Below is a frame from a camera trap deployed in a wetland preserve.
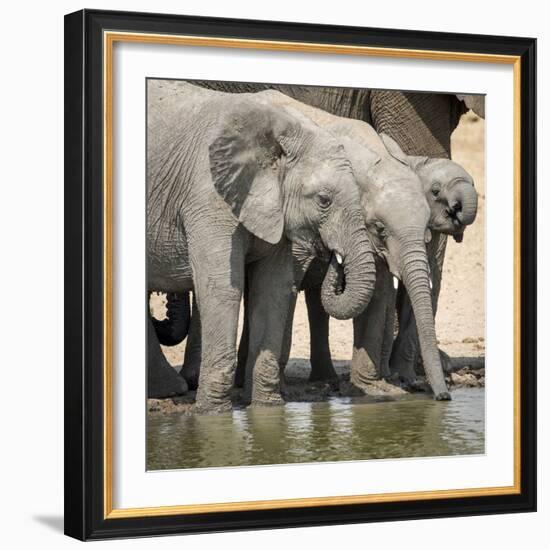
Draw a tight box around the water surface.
[147,387,484,470]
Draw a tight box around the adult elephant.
[147,81,377,411]
[180,93,454,400]
[193,81,481,377]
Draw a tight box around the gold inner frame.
[102,30,522,520]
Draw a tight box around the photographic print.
[65,10,535,539]
[146,79,486,471]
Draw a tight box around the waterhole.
[147,387,484,470]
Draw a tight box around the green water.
[147,387,484,470]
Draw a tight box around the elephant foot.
[279,372,291,394]
[250,376,285,407]
[192,399,232,415]
[389,352,417,385]
[249,394,285,408]
[434,391,452,401]
[414,348,454,376]
[308,353,338,383]
[406,378,430,393]
[386,367,429,394]
[148,362,188,398]
[351,377,407,397]
[308,364,339,384]
[351,348,382,382]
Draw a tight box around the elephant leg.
[389,288,419,383]
[305,285,337,382]
[192,243,245,414]
[240,265,296,392]
[278,292,297,390]
[379,284,396,379]
[245,246,295,407]
[369,90,463,158]
[180,293,201,390]
[350,264,392,390]
[147,315,188,398]
[235,279,249,388]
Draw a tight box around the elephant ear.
[380,133,429,172]
[209,101,295,244]
[338,137,380,181]
[380,133,409,165]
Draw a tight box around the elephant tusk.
[429,277,433,289]
[335,252,343,265]
[393,276,399,290]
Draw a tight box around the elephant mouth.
[432,208,466,235]
[308,237,332,262]
[329,251,346,294]
[435,180,478,237]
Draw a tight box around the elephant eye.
[316,192,332,209]
[431,182,441,197]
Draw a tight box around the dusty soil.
[150,112,485,398]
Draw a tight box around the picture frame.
[64,8,537,540]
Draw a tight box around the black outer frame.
[64,9,537,541]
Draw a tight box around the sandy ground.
[152,112,485,376]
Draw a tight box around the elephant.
[192,81,481,376]
[299,129,478,390]
[377,134,477,383]
[147,80,377,411]
[173,92,454,400]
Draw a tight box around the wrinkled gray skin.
[251,141,477,391]
[192,81,481,379]
[147,81,376,410]
[178,97,453,399]
[256,98,451,399]
[379,134,478,382]
[164,135,477,395]
[344,130,476,389]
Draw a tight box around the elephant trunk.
[398,234,451,400]
[150,292,191,346]
[448,181,478,227]
[320,217,376,320]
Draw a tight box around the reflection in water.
[147,388,485,470]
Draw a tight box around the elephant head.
[209,95,377,320]
[326,125,450,400]
[380,134,478,243]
